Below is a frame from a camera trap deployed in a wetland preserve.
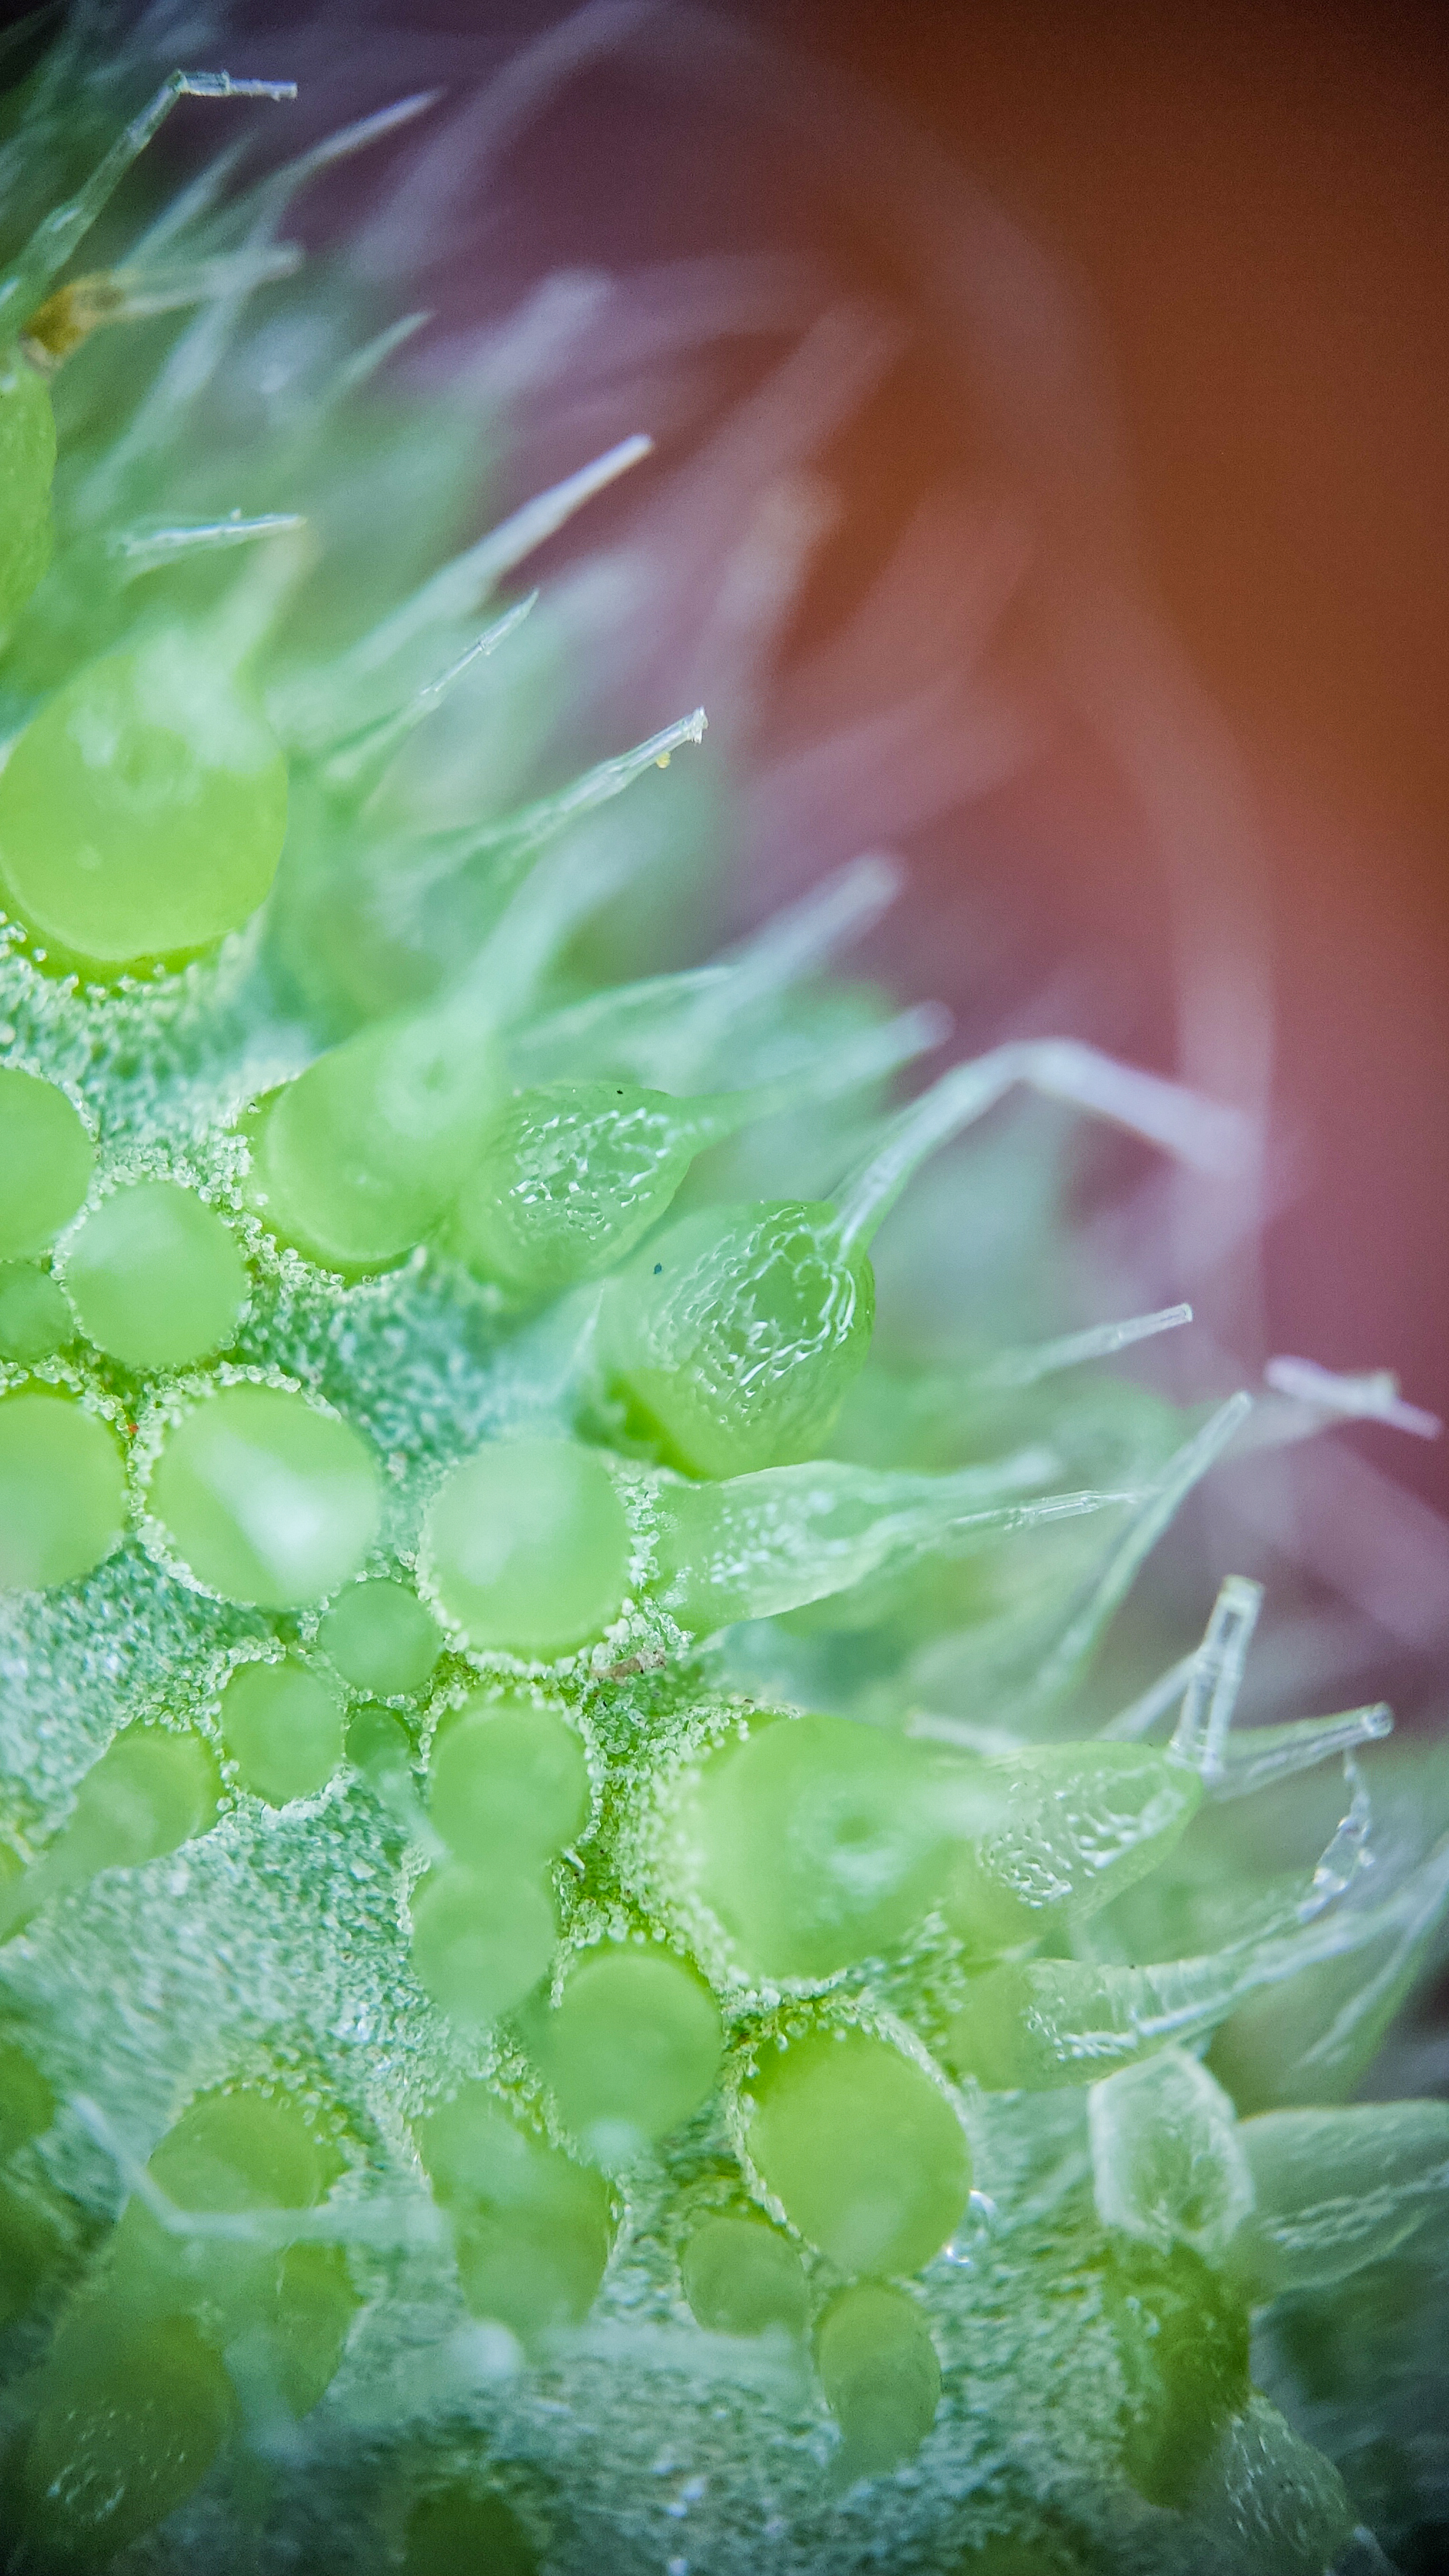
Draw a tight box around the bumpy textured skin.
[600,1202,875,1477]
[0,30,1446,2576]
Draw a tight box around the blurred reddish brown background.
[781,0,1449,1513]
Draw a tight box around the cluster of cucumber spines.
[1,40,1443,2576]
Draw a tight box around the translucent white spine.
[513,850,907,1089]
[345,430,656,676]
[1102,1570,1395,1796]
[974,1300,1193,1391]
[1020,1392,1254,1720]
[831,1039,1254,1259]
[0,71,297,337]
[1169,1575,1264,1783]
[652,1458,1134,1632]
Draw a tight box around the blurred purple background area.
[205,1,1448,1715]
